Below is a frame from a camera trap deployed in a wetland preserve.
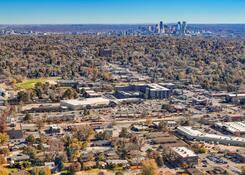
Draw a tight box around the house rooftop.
[7,130,24,140]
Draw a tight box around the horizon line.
[1,23,245,26]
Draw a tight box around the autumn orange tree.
[141,159,158,175]
[0,166,9,175]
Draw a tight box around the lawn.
[6,167,18,173]
[16,77,59,90]
[115,82,129,87]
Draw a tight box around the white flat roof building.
[226,93,245,103]
[61,97,110,110]
[148,83,170,91]
[227,94,245,98]
[171,146,198,165]
[177,126,245,147]
[172,147,197,158]
[215,122,245,134]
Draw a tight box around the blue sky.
[0,0,244,24]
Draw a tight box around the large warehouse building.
[214,122,245,136]
[61,97,110,110]
[177,126,245,147]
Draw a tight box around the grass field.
[6,167,18,173]
[115,82,129,86]
[16,77,59,90]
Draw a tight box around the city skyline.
[0,0,245,24]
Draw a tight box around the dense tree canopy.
[0,35,244,91]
